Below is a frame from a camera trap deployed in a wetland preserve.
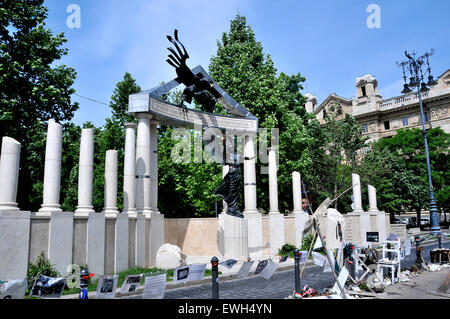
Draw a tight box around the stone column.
[39,119,62,214]
[0,137,21,211]
[75,128,94,215]
[351,173,363,213]
[135,115,152,214]
[268,148,279,213]
[147,119,164,266]
[149,119,159,213]
[103,150,119,216]
[292,171,302,213]
[243,134,262,258]
[243,134,257,213]
[268,148,285,254]
[221,164,229,213]
[123,123,137,215]
[292,171,308,249]
[368,184,378,212]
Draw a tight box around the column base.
[103,208,119,218]
[74,206,95,217]
[0,203,19,211]
[37,205,62,216]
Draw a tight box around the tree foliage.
[0,0,78,211]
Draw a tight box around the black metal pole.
[294,249,300,294]
[211,256,219,299]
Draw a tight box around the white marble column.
[243,134,257,213]
[351,173,363,213]
[243,134,262,258]
[268,148,285,254]
[39,119,62,214]
[75,128,94,215]
[123,123,137,215]
[103,150,119,216]
[221,164,229,213]
[149,119,159,213]
[268,148,279,213]
[135,115,152,214]
[0,137,21,211]
[292,171,302,213]
[368,184,378,212]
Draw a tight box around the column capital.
[125,122,137,129]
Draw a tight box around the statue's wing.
[166,29,196,86]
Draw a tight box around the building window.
[402,117,409,127]
[362,124,368,133]
[384,120,390,130]
[361,86,367,97]
[424,112,429,122]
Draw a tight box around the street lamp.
[396,49,442,245]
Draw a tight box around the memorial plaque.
[142,273,166,299]
[366,232,379,242]
[120,274,143,294]
[237,261,254,278]
[173,266,190,284]
[254,260,268,275]
[96,275,118,299]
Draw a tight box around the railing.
[379,91,429,109]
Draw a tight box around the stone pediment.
[128,65,258,133]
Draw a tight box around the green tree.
[0,0,79,211]
[209,14,318,213]
[375,127,450,222]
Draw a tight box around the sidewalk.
[363,267,450,299]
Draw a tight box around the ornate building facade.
[307,69,450,143]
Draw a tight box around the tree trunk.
[416,207,421,227]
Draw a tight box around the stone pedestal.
[123,123,137,214]
[39,119,62,214]
[147,211,164,266]
[103,150,119,216]
[75,128,94,215]
[87,212,105,277]
[0,137,21,211]
[269,212,285,255]
[115,212,129,273]
[136,116,152,214]
[293,212,309,248]
[48,212,73,276]
[135,213,146,267]
[0,211,31,280]
[220,213,249,259]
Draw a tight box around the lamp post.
[397,49,441,246]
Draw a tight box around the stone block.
[48,212,73,276]
[269,212,285,255]
[0,211,31,280]
[156,243,186,270]
[115,213,129,273]
[87,212,105,277]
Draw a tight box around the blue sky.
[43,0,450,127]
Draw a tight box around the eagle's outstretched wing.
[166,29,196,86]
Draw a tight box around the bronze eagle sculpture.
[166,29,218,113]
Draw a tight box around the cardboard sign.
[366,232,379,242]
[260,260,278,280]
[187,264,207,282]
[142,273,166,299]
[96,275,118,299]
[237,261,254,278]
[30,275,66,298]
[220,259,238,269]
